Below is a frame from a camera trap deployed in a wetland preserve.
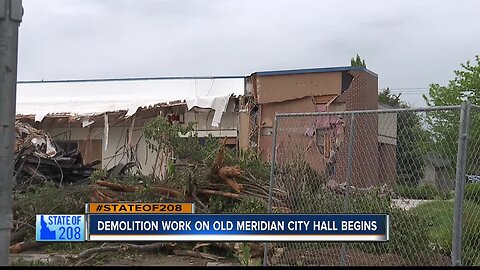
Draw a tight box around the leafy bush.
[393,184,440,200]
[291,186,434,261]
[353,207,433,260]
[219,147,271,186]
[13,181,92,241]
[349,190,431,259]
[207,196,238,214]
[90,169,107,181]
[144,117,214,165]
[463,202,480,265]
[275,161,328,202]
[235,149,270,183]
[390,208,433,259]
[206,194,267,214]
[232,197,267,214]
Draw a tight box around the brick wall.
[334,71,380,187]
[251,69,384,188]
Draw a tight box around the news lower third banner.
[86,203,195,214]
[87,214,389,242]
[36,213,389,242]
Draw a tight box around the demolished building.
[16,77,244,180]
[15,66,397,187]
[241,66,396,187]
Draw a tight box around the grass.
[411,200,480,265]
[393,184,453,200]
[465,183,480,204]
[410,200,453,254]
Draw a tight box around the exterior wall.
[245,76,254,96]
[378,104,397,145]
[45,126,154,174]
[262,99,346,171]
[333,71,379,187]
[422,163,454,192]
[254,71,344,161]
[238,98,250,150]
[43,103,239,176]
[254,72,342,104]
[422,163,436,186]
[378,143,397,186]
[259,97,317,160]
[378,104,397,185]
[252,69,380,188]
[435,168,455,193]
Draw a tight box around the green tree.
[142,117,201,181]
[423,55,480,174]
[379,88,427,186]
[351,54,366,67]
[379,88,402,107]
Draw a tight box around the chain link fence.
[264,103,480,266]
[461,104,480,266]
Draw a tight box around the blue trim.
[254,66,378,77]
[17,66,378,85]
[18,75,245,84]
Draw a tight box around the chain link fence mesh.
[264,105,480,266]
[462,104,480,266]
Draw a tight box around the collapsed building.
[15,66,397,186]
[16,77,244,181]
[240,66,396,187]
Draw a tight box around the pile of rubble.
[10,128,273,262]
[14,122,100,188]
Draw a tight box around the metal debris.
[13,121,100,188]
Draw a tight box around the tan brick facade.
[249,67,395,188]
[334,71,380,187]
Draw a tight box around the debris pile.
[10,119,330,265]
[14,121,100,188]
[88,138,287,213]
[10,126,277,264]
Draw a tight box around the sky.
[17,0,480,107]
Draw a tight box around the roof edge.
[18,76,245,84]
[253,66,378,78]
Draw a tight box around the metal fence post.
[340,113,356,266]
[452,101,471,266]
[263,114,279,266]
[0,0,22,266]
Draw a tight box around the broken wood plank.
[223,178,243,193]
[9,241,47,254]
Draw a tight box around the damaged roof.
[16,77,245,122]
[253,66,378,77]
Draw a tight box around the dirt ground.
[101,254,220,266]
[269,246,451,266]
[10,250,239,266]
[11,243,451,266]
